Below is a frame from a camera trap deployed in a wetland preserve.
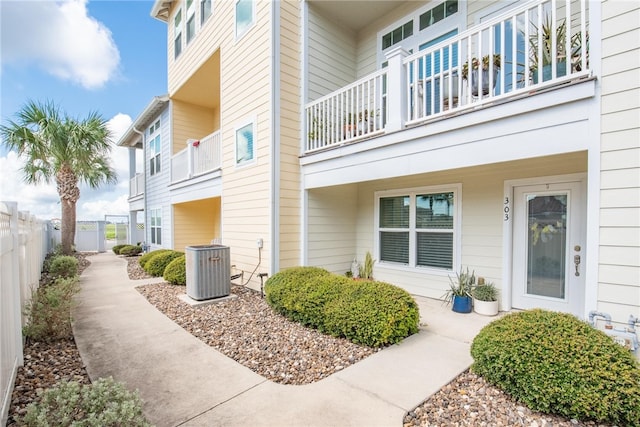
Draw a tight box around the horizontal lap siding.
[173,198,220,252]
[171,101,216,155]
[278,1,302,270]
[220,1,272,287]
[599,0,640,319]
[307,4,356,101]
[339,153,587,299]
[146,107,172,250]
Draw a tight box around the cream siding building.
[128,0,638,345]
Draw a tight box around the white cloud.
[0,0,120,89]
[0,113,134,221]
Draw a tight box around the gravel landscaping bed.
[6,255,614,426]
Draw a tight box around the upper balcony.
[129,173,145,199]
[304,0,590,155]
[171,130,222,184]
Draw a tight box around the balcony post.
[187,139,195,179]
[384,47,409,133]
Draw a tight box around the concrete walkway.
[72,252,495,427]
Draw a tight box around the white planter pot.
[473,299,499,316]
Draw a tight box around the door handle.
[574,255,581,276]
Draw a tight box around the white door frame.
[502,173,587,314]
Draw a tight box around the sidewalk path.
[73,252,493,427]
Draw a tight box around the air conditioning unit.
[185,245,230,300]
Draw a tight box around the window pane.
[187,15,196,42]
[149,159,155,175]
[380,231,409,264]
[174,9,182,27]
[392,26,402,44]
[201,0,212,24]
[403,21,413,38]
[236,123,254,164]
[157,228,162,245]
[416,193,453,229]
[417,232,453,268]
[236,0,253,37]
[174,33,182,58]
[380,196,409,228]
[155,155,161,173]
[382,33,392,50]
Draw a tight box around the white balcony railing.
[304,0,590,154]
[171,130,222,184]
[129,173,144,198]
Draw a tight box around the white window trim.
[200,0,213,26]
[234,0,255,41]
[376,0,467,67]
[234,116,257,168]
[374,183,462,276]
[173,6,183,59]
[186,0,196,44]
[150,207,163,246]
[148,120,161,176]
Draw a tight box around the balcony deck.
[304,0,590,155]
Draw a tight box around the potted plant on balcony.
[443,267,475,313]
[529,15,586,84]
[472,278,499,316]
[462,54,501,96]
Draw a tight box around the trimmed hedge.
[143,250,184,277]
[324,280,420,346]
[163,255,186,285]
[119,245,143,256]
[264,267,419,347]
[139,249,171,269]
[471,309,640,426]
[112,244,127,255]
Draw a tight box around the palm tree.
[0,100,117,255]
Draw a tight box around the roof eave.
[116,95,170,148]
[151,0,172,22]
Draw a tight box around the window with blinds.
[378,189,457,270]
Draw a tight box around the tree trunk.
[60,199,75,255]
[56,165,80,255]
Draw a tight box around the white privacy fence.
[0,202,50,426]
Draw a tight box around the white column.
[384,47,409,133]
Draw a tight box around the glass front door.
[512,181,585,315]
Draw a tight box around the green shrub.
[163,255,186,285]
[48,255,78,279]
[470,309,640,425]
[264,267,333,318]
[21,376,151,427]
[138,249,171,269]
[112,244,127,255]
[143,251,183,277]
[265,267,419,347]
[119,245,142,257]
[23,277,80,341]
[324,280,419,347]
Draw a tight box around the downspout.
[132,126,147,250]
[270,0,280,275]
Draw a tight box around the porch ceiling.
[308,0,403,31]
[172,51,220,110]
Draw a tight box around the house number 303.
[504,197,510,221]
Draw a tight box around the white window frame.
[200,0,212,25]
[150,208,162,245]
[235,0,255,41]
[186,0,196,44]
[374,184,462,274]
[148,120,161,176]
[174,7,183,59]
[376,0,466,67]
[234,117,256,167]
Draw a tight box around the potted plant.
[529,15,586,83]
[462,54,501,96]
[472,278,499,316]
[443,267,475,313]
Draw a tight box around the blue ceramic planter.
[452,295,472,313]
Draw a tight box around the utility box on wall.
[185,244,230,300]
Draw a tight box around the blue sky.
[0,0,167,220]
